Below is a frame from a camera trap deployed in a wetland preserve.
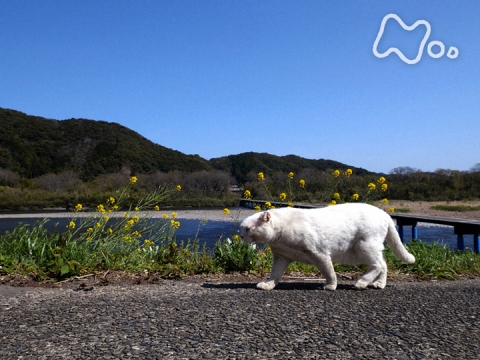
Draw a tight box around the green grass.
[1,221,479,281]
[430,204,480,212]
[393,207,411,213]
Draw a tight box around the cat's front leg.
[257,254,291,291]
[313,254,337,291]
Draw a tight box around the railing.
[239,199,480,253]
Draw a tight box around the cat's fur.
[239,203,415,290]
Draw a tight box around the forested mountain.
[210,152,372,183]
[0,108,212,179]
[0,107,361,181]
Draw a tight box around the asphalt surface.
[1,279,479,359]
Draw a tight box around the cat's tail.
[385,220,415,263]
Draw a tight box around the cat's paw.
[322,283,337,291]
[256,281,276,291]
[354,280,369,290]
[372,281,386,289]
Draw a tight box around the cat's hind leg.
[371,260,388,289]
[355,255,387,290]
[257,254,291,290]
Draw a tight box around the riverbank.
[1,200,480,222]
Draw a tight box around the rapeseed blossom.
[75,203,83,211]
[333,170,341,178]
[299,179,306,188]
[368,183,376,190]
[351,193,359,201]
[154,205,160,211]
[381,184,388,191]
[257,172,265,181]
[333,192,340,199]
[243,189,252,199]
[130,176,137,184]
[288,172,294,179]
[279,192,287,201]
[176,184,182,191]
[344,169,353,177]
[377,177,386,184]
[254,205,261,212]
[223,208,230,216]
[68,221,75,229]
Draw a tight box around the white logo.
[373,14,458,65]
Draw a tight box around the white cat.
[239,203,415,290]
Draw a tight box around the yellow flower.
[126,219,135,227]
[96,222,101,228]
[279,192,287,201]
[133,215,139,223]
[97,204,105,213]
[176,184,182,191]
[288,201,293,207]
[135,207,139,211]
[171,212,177,219]
[170,220,180,229]
[368,183,376,190]
[86,237,92,242]
[113,205,119,210]
[103,216,109,222]
[124,212,129,218]
[68,221,75,229]
[344,169,353,177]
[133,230,141,237]
[351,193,359,201]
[223,208,230,216]
[257,172,265,181]
[254,205,261,212]
[233,234,240,242]
[389,207,395,213]
[86,227,93,233]
[74,203,83,211]
[243,189,252,199]
[333,192,340,199]
[130,176,137,184]
[333,170,340,178]
[108,197,115,205]
[381,183,388,191]
[144,239,154,247]
[299,179,306,188]
[265,201,272,209]
[107,228,113,234]
[162,213,168,219]
[124,236,132,242]
[288,172,294,179]
[137,248,142,254]
[382,198,388,204]
[154,205,160,211]
[330,200,337,205]
[377,177,386,184]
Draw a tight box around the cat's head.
[239,211,273,244]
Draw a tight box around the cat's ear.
[260,211,271,222]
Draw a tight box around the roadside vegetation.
[1,171,479,283]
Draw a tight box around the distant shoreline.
[0,208,257,222]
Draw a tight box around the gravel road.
[1,278,479,359]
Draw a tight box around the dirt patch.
[389,200,480,220]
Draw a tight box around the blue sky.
[1,1,479,173]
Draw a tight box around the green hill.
[0,107,371,182]
[0,108,212,179]
[210,152,372,183]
